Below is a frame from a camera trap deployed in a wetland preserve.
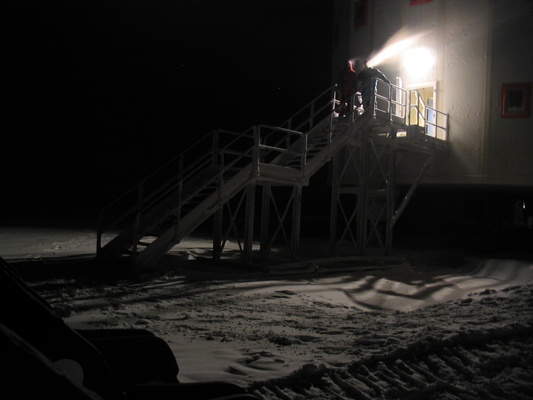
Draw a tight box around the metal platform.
[97,80,448,271]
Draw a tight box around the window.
[354,0,368,30]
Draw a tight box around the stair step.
[99,102,366,270]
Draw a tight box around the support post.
[329,154,340,255]
[357,129,370,254]
[291,184,303,259]
[132,183,144,270]
[213,207,223,261]
[242,125,260,263]
[243,183,256,263]
[260,183,271,258]
[392,153,433,227]
[385,144,396,254]
[213,150,224,261]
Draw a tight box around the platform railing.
[368,78,409,126]
[408,89,448,141]
[97,80,448,261]
[256,125,305,165]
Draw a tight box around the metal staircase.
[97,80,448,271]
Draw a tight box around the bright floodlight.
[402,47,435,77]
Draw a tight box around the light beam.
[363,29,428,68]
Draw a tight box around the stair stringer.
[300,114,371,180]
[134,164,255,270]
[98,165,223,259]
[265,113,371,183]
[134,116,372,269]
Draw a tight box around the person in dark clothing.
[336,60,358,116]
[354,59,390,110]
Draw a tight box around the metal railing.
[279,86,337,132]
[369,78,409,126]
[364,78,448,142]
[96,87,339,258]
[409,89,448,141]
[256,125,305,164]
[261,86,338,160]
[97,80,448,261]
[96,128,256,257]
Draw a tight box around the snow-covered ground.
[2,225,533,399]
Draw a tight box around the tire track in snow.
[250,324,533,400]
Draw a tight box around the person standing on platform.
[354,59,389,110]
[336,60,358,117]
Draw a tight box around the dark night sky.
[3,0,333,223]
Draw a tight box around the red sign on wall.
[410,0,432,5]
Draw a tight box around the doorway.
[409,85,436,137]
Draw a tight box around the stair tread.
[100,108,372,268]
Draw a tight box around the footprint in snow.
[272,290,297,298]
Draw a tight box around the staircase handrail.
[173,143,255,222]
[97,127,255,253]
[278,86,337,132]
[256,124,304,163]
[129,86,336,206]
[96,76,454,265]
[260,86,337,162]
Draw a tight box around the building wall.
[487,0,533,186]
[433,0,491,182]
[333,0,533,188]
